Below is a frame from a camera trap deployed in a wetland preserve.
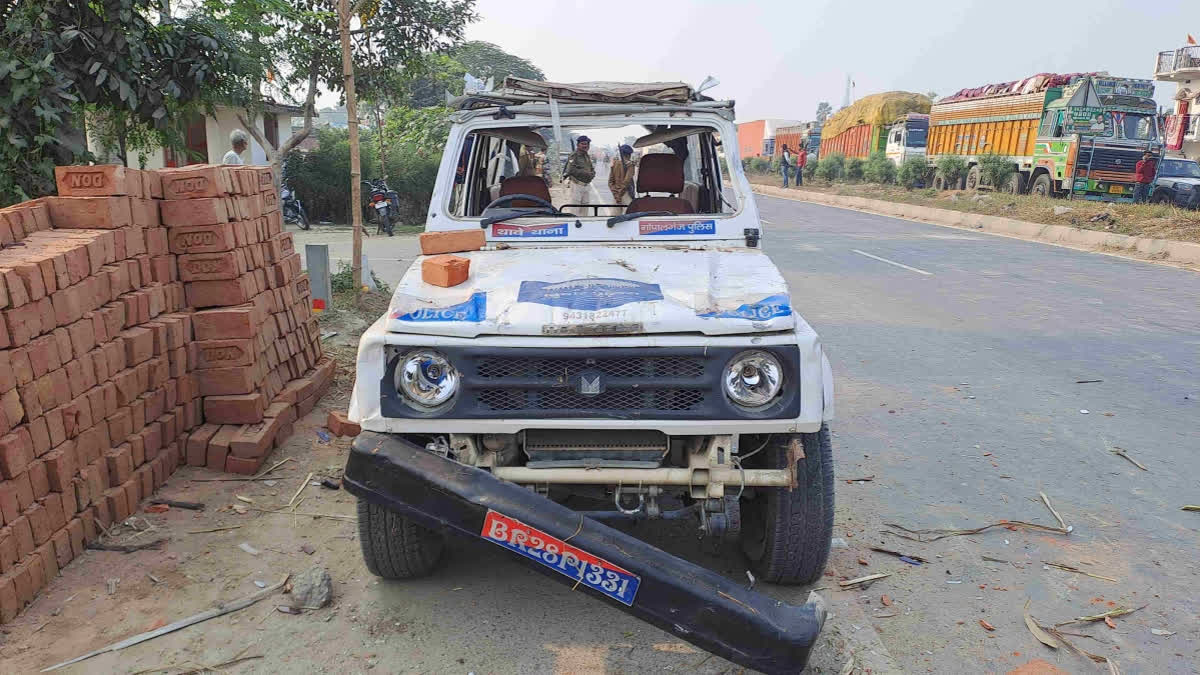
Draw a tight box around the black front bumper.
[343,432,826,674]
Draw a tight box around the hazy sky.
[462,0,1198,120]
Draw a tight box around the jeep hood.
[385,246,794,337]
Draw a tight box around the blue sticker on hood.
[699,294,792,320]
[518,278,663,310]
[393,292,486,322]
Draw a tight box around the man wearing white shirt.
[223,129,248,165]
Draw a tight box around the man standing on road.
[564,135,595,210]
[794,148,807,187]
[1134,150,1157,203]
[608,144,637,205]
[223,129,248,165]
[780,144,792,188]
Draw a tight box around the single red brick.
[122,477,139,511]
[27,460,49,499]
[0,481,18,524]
[159,197,228,227]
[104,444,133,487]
[0,427,33,479]
[1,390,24,431]
[48,527,71,569]
[128,197,160,228]
[184,275,255,308]
[12,472,34,511]
[54,165,134,197]
[103,487,129,522]
[224,455,264,475]
[136,465,152,499]
[158,165,228,200]
[26,503,52,545]
[9,515,34,558]
[196,365,262,396]
[43,196,132,229]
[26,553,46,597]
[40,492,65,531]
[193,339,257,370]
[0,572,20,622]
[12,561,33,606]
[79,507,97,543]
[59,477,77,517]
[205,425,236,469]
[0,533,16,574]
[326,411,360,437]
[186,424,219,466]
[66,518,84,558]
[419,228,486,256]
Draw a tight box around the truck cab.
[1031,76,1162,201]
[885,113,929,166]
[341,80,832,670]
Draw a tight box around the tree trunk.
[239,60,321,195]
[375,103,386,180]
[339,0,364,292]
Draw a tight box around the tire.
[1151,190,1171,204]
[356,498,445,579]
[1006,172,1026,195]
[965,165,981,191]
[296,208,310,230]
[740,427,835,585]
[1030,172,1054,198]
[932,174,946,191]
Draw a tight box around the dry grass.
[747,173,1200,244]
[318,290,392,397]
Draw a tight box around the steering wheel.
[483,194,557,211]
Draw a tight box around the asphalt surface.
[284,193,1200,674]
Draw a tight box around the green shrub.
[748,156,772,174]
[331,261,391,294]
[844,157,865,182]
[815,153,845,182]
[897,156,928,189]
[863,152,897,184]
[802,156,818,180]
[935,155,967,188]
[978,153,1016,191]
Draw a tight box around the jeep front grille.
[379,346,803,421]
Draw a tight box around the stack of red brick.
[0,163,334,625]
[155,164,333,476]
[0,166,198,623]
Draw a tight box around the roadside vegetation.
[744,166,1200,244]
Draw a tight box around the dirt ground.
[746,172,1200,244]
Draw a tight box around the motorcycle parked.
[281,184,310,230]
[361,178,400,236]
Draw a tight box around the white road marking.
[852,249,933,276]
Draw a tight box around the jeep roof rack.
[452,77,704,111]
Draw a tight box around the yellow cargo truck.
[927,74,1160,201]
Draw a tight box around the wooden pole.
[339,0,363,291]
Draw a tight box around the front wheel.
[1030,172,1054,198]
[1151,190,1171,204]
[740,427,835,585]
[356,499,445,579]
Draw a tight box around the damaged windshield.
[447,123,738,219]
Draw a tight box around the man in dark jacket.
[1134,150,1158,203]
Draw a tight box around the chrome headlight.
[723,350,784,408]
[1178,183,1194,191]
[396,350,459,410]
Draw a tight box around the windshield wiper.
[605,211,675,228]
[479,209,561,228]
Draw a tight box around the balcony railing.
[1156,46,1200,75]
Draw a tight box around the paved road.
[288,194,1200,673]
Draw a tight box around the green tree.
[0,0,261,204]
[238,0,476,182]
[400,41,544,108]
[815,101,832,123]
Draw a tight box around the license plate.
[1109,185,1124,194]
[374,201,388,210]
[481,509,641,606]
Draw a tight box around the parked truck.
[926,73,1161,200]
[817,91,931,160]
[884,113,929,167]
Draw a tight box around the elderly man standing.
[608,144,637,206]
[223,129,248,165]
[564,135,595,212]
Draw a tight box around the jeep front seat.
[499,175,553,208]
[627,153,692,214]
